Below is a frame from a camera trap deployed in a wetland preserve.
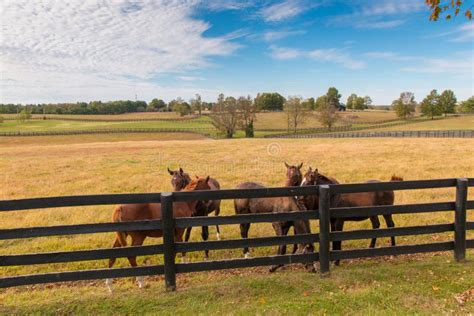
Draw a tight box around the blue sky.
[1,0,473,105]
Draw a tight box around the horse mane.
[390,175,404,182]
[316,173,338,184]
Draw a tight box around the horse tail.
[390,175,404,182]
[112,206,127,247]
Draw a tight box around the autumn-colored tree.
[237,95,256,138]
[316,95,339,130]
[211,94,241,138]
[284,96,309,133]
[425,0,472,21]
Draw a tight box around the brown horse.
[106,176,211,292]
[168,168,222,260]
[300,167,401,265]
[285,162,303,186]
[234,181,315,273]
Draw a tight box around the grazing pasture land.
[359,115,474,132]
[0,136,473,313]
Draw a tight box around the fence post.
[161,192,176,291]
[454,178,468,262]
[318,185,331,277]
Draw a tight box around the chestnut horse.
[284,162,303,186]
[300,167,402,265]
[106,176,211,292]
[234,181,315,273]
[168,167,222,260]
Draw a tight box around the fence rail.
[0,128,216,137]
[0,178,472,289]
[269,130,474,139]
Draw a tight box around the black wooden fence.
[0,178,472,289]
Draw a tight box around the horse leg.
[269,223,290,273]
[291,226,298,254]
[383,215,396,246]
[369,216,381,248]
[182,227,192,263]
[240,223,251,258]
[333,219,344,266]
[105,237,122,293]
[128,234,146,289]
[201,225,209,260]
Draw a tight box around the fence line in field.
[0,178,472,289]
[268,130,474,139]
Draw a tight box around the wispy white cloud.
[259,0,312,22]
[308,49,366,69]
[269,45,303,60]
[429,23,474,43]
[177,76,205,81]
[263,29,306,41]
[202,0,253,11]
[269,46,365,69]
[366,51,473,76]
[0,0,240,103]
[331,0,426,29]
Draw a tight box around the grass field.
[0,135,473,313]
[359,115,474,132]
[1,112,191,120]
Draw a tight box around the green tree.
[392,92,416,120]
[346,93,358,110]
[420,89,442,119]
[457,96,474,113]
[314,95,326,110]
[326,87,341,110]
[254,92,285,111]
[302,97,315,110]
[316,95,339,130]
[438,90,457,116]
[148,98,167,112]
[17,107,32,122]
[364,96,372,108]
[190,94,203,116]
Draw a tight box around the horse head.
[284,161,303,186]
[183,176,211,192]
[301,166,319,186]
[168,167,191,191]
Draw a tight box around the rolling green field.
[0,135,473,314]
[359,115,474,132]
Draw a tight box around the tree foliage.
[148,98,167,112]
[326,87,342,110]
[237,95,256,138]
[420,89,442,119]
[457,96,474,113]
[438,89,457,116]
[211,94,240,138]
[425,0,472,21]
[190,94,203,116]
[316,95,339,130]
[254,92,285,111]
[393,92,417,119]
[17,107,32,122]
[284,96,310,133]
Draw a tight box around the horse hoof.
[244,253,251,259]
[216,233,221,241]
[136,276,145,289]
[105,278,113,293]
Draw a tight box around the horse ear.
[308,166,312,172]
[179,167,184,174]
[167,167,174,175]
[284,161,290,168]
[205,176,210,183]
[195,175,199,179]
[298,162,303,169]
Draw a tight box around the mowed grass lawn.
[0,116,213,132]
[359,115,474,132]
[0,136,473,314]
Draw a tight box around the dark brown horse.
[300,167,401,265]
[106,176,212,292]
[234,181,315,273]
[168,168,222,260]
[284,162,303,187]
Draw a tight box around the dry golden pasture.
[1,135,473,314]
[0,135,473,278]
